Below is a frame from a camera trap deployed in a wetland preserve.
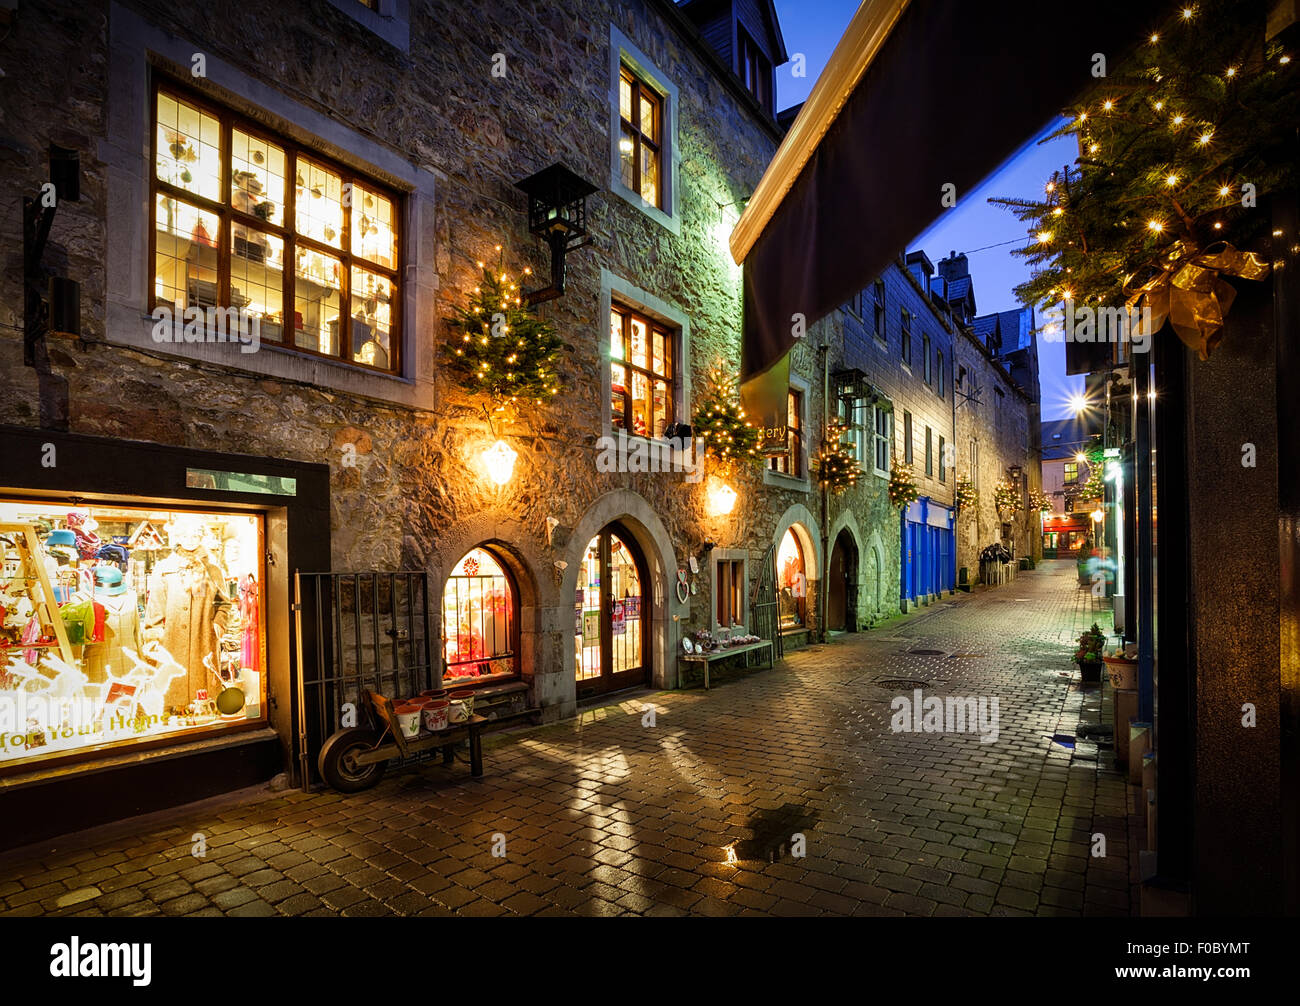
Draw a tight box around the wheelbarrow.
[317,688,485,793]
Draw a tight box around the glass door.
[575,524,648,696]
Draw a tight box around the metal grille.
[750,543,783,660]
[293,571,434,789]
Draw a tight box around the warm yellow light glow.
[1147,220,1164,232]
[1182,6,1195,19]
[1214,222,1222,229]
[1281,55,1291,65]
[1150,33,1159,43]
[1219,185,1231,197]
[1089,143,1100,154]
[1198,132,1213,145]
[1038,231,1053,244]
[1091,508,1105,523]
[618,137,634,153]
[1053,207,1063,216]
[1068,392,1089,415]
[1103,99,1114,111]
[1171,114,1184,126]
[1061,288,1075,301]
[1225,66,1236,77]
[1154,100,1164,111]
[1076,452,1088,464]
[1166,174,1179,186]
[1045,181,1055,193]
[482,439,517,486]
[1078,111,1087,122]
[706,476,738,517]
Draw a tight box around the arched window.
[442,547,517,682]
[777,528,807,628]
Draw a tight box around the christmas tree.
[992,0,1296,357]
[443,248,568,405]
[814,418,863,494]
[888,458,920,508]
[692,365,759,464]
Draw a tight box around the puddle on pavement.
[725,802,821,865]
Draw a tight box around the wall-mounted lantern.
[482,439,518,487]
[705,476,737,517]
[515,163,596,305]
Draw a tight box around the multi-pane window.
[925,426,933,476]
[901,309,912,366]
[937,351,945,399]
[970,438,980,489]
[837,394,868,465]
[843,289,863,319]
[738,27,772,113]
[715,559,746,629]
[1064,461,1079,484]
[873,406,891,476]
[922,333,931,383]
[769,389,803,477]
[619,67,662,208]
[152,84,400,371]
[938,435,946,483]
[872,280,886,341]
[903,411,913,465]
[610,304,674,438]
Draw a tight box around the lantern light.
[705,477,737,517]
[482,439,517,486]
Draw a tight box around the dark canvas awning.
[732,0,1153,420]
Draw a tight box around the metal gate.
[293,571,435,790]
[750,543,783,660]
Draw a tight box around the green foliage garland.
[692,366,759,464]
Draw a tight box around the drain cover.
[908,649,946,656]
[874,677,929,689]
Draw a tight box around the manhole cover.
[908,649,946,656]
[874,677,929,689]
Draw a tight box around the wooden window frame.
[925,426,933,476]
[938,435,946,483]
[715,557,747,630]
[609,302,675,439]
[149,78,402,374]
[872,280,886,343]
[922,333,931,383]
[901,308,912,366]
[937,351,945,399]
[903,410,913,465]
[873,405,891,477]
[737,26,772,114]
[619,66,663,209]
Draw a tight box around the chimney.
[938,250,969,283]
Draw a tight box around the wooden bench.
[679,639,774,690]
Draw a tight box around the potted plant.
[1103,644,1139,690]
[1073,622,1106,683]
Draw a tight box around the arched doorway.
[828,528,859,632]
[777,526,809,631]
[441,546,520,684]
[575,522,650,698]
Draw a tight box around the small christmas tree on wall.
[443,248,568,405]
[888,458,920,509]
[692,365,759,464]
[955,478,978,513]
[814,418,863,494]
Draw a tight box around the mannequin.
[143,517,230,714]
[83,566,143,684]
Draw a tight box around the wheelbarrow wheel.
[318,728,387,793]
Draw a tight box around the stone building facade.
[0,0,818,834]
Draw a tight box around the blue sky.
[772,0,1084,420]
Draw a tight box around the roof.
[996,308,1034,353]
[971,315,998,341]
[1040,416,1100,460]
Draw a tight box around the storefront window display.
[778,528,807,629]
[441,548,516,682]
[0,501,265,767]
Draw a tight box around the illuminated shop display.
[777,528,807,628]
[576,529,643,685]
[0,500,265,766]
[441,548,516,681]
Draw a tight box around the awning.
[732,0,1152,422]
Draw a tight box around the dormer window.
[738,26,772,114]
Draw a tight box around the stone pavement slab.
[0,560,1131,917]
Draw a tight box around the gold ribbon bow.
[1124,241,1271,360]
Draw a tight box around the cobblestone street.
[0,559,1135,917]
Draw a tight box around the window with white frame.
[836,393,868,465]
[610,28,678,231]
[873,405,891,477]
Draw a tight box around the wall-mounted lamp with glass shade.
[706,476,737,517]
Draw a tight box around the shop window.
[152,83,401,372]
[768,388,804,477]
[610,303,675,439]
[576,529,646,692]
[0,501,265,770]
[715,557,746,630]
[777,529,807,630]
[441,548,517,683]
[619,65,663,209]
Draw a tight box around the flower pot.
[1104,656,1138,690]
[448,689,475,717]
[395,704,422,738]
[422,700,449,732]
[448,700,470,725]
[1078,659,1103,683]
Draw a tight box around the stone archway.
[828,509,867,632]
[554,490,684,718]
